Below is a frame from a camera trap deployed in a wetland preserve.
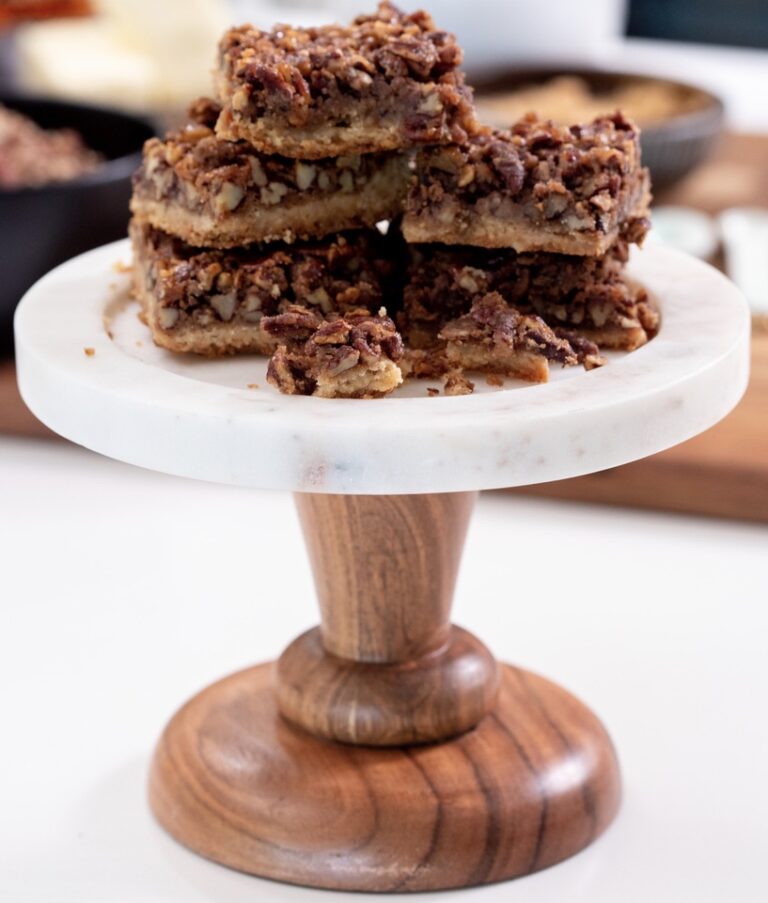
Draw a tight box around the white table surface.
[1,434,767,902]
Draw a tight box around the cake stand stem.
[277,491,500,745]
[149,490,622,891]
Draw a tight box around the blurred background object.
[0,0,92,27]
[719,209,768,315]
[0,95,152,354]
[646,207,720,261]
[626,0,768,49]
[472,69,724,190]
[8,0,230,117]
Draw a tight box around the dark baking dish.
[0,96,154,354]
[471,67,725,192]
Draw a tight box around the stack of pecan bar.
[398,112,656,390]
[129,2,655,399]
[129,2,477,398]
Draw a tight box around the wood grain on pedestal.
[295,492,476,662]
[149,490,621,890]
[278,492,499,746]
[278,624,498,746]
[150,662,621,893]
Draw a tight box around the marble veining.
[14,240,751,494]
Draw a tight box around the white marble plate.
[15,239,750,494]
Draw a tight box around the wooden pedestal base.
[149,661,620,893]
[149,492,621,891]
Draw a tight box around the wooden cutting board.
[2,133,767,522]
[510,132,768,522]
[2,329,766,521]
[513,326,768,522]
[0,359,54,438]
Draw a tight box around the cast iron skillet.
[1,96,155,355]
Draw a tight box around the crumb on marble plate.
[444,372,474,395]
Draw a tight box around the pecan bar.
[402,241,658,351]
[438,293,578,383]
[402,112,651,256]
[130,219,396,356]
[131,98,410,248]
[214,2,477,159]
[264,306,404,398]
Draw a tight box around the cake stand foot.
[149,661,620,893]
[149,491,620,891]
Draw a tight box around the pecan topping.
[131,220,396,333]
[215,2,478,152]
[265,307,404,398]
[440,293,577,366]
[409,112,650,242]
[131,99,406,227]
[401,241,654,349]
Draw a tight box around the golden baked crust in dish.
[131,98,410,248]
[476,75,713,131]
[402,112,650,255]
[130,218,396,357]
[214,2,477,158]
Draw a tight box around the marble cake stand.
[15,240,749,893]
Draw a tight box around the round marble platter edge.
[14,239,750,494]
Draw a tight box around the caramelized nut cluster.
[412,112,650,236]
[134,221,395,330]
[133,99,396,217]
[402,241,658,345]
[264,305,404,397]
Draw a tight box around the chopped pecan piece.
[438,293,578,383]
[443,371,475,395]
[401,241,656,353]
[403,112,651,256]
[554,328,607,370]
[265,308,404,399]
[214,2,478,158]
